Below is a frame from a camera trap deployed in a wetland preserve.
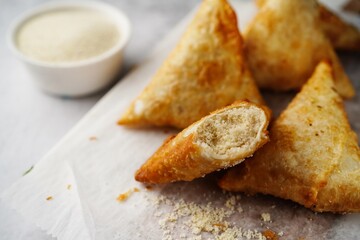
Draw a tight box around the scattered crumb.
[261,213,271,222]
[153,195,265,240]
[46,196,53,201]
[67,184,72,190]
[278,231,284,236]
[271,205,276,209]
[225,196,236,210]
[117,191,131,202]
[116,188,140,202]
[89,136,98,141]
[237,206,243,213]
[262,229,278,240]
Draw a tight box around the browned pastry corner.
[219,61,360,213]
[343,0,360,15]
[118,0,264,129]
[244,0,355,98]
[255,0,360,51]
[318,4,360,51]
[135,101,271,184]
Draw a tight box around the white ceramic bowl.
[8,1,131,97]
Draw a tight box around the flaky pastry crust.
[119,0,264,129]
[244,0,355,98]
[219,62,360,213]
[135,101,271,184]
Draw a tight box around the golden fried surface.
[219,62,360,213]
[118,0,264,129]
[318,4,360,51]
[244,0,355,98]
[256,0,360,51]
[135,101,271,184]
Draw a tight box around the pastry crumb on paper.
[261,213,271,222]
[116,187,140,202]
[136,175,338,239]
[151,193,267,240]
[89,136,98,141]
[262,229,278,240]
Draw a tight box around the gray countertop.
[0,1,197,239]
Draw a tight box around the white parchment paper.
[2,1,360,239]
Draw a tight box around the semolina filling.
[195,106,266,160]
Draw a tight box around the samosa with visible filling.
[118,0,264,129]
[244,0,355,98]
[219,62,360,213]
[135,101,271,184]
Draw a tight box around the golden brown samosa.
[118,0,264,129]
[135,101,271,184]
[219,62,360,213]
[244,0,355,98]
[318,4,360,51]
[255,0,360,51]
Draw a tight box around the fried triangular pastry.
[118,0,264,129]
[318,4,360,51]
[135,101,271,184]
[219,62,360,212]
[255,0,360,51]
[244,0,355,98]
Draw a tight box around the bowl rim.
[7,0,131,69]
